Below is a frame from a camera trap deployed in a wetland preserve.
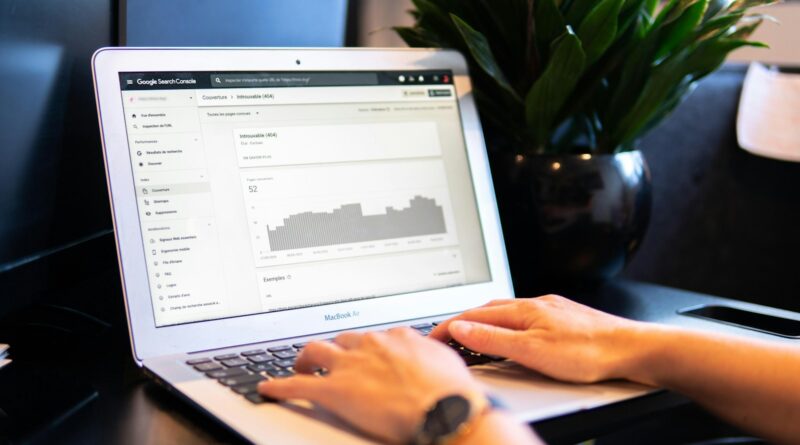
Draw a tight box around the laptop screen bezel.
[93,48,514,363]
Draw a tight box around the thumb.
[449,320,522,359]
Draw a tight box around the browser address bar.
[210,73,379,88]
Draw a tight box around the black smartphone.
[678,305,800,339]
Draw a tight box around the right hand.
[258,327,485,444]
[429,295,653,383]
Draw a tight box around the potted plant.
[395,0,772,292]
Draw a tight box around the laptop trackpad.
[470,361,656,421]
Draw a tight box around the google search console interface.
[119,71,491,327]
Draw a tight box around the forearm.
[625,324,800,444]
[456,411,544,445]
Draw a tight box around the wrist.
[446,410,501,445]
[612,321,675,386]
[449,411,542,445]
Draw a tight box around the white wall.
[356,0,413,47]
[728,3,800,66]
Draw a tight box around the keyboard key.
[432,321,443,326]
[248,363,276,373]
[457,348,474,357]
[206,367,248,379]
[213,353,239,361]
[292,342,308,349]
[267,345,292,353]
[411,323,433,330]
[231,382,261,395]
[186,357,211,365]
[221,358,249,368]
[194,362,223,372]
[462,354,492,366]
[448,340,471,353]
[245,392,275,404]
[241,349,264,357]
[219,373,265,387]
[266,368,294,378]
[447,340,464,349]
[274,359,295,369]
[272,350,297,360]
[247,354,274,364]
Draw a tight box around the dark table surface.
[5,278,793,445]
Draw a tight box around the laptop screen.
[118,70,491,327]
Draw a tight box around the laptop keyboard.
[185,321,505,404]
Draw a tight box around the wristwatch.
[411,392,499,445]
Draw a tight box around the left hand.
[429,295,649,383]
[258,327,484,444]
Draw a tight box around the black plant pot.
[491,150,652,295]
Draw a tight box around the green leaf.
[654,0,709,61]
[613,38,761,146]
[602,0,705,133]
[704,0,735,21]
[727,15,771,40]
[633,80,696,141]
[394,27,440,47]
[644,0,660,17]
[618,0,651,34]
[398,0,774,155]
[473,0,538,89]
[475,0,531,52]
[653,0,688,25]
[577,0,626,64]
[450,14,521,100]
[525,29,587,151]
[603,25,661,131]
[728,0,780,12]
[564,0,599,26]
[697,11,745,39]
[535,0,568,62]
[410,0,463,47]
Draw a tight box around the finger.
[258,375,327,402]
[429,304,528,341]
[448,320,523,359]
[294,341,344,374]
[333,331,365,349]
[428,299,516,341]
[482,299,516,308]
[336,331,392,351]
[387,326,420,338]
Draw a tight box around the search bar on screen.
[210,73,379,88]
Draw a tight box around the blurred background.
[353,0,800,66]
[1,0,799,323]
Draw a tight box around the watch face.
[424,394,472,439]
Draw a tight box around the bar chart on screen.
[240,159,460,268]
[266,195,447,251]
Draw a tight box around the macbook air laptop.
[92,48,654,444]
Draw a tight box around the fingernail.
[450,320,472,337]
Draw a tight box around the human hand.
[257,327,485,444]
[429,295,652,383]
